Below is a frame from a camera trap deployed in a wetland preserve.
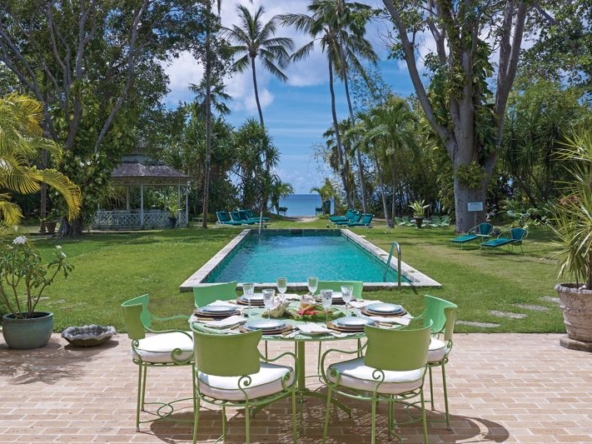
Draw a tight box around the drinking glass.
[307,276,318,296]
[262,289,275,319]
[242,283,255,316]
[341,285,354,316]
[276,277,287,303]
[321,289,333,322]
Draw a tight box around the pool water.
[205,231,409,284]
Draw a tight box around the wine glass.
[262,289,275,319]
[307,276,318,296]
[242,283,255,316]
[321,289,333,322]
[341,285,353,316]
[276,277,287,303]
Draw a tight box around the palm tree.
[223,4,294,128]
[0,94,81,226]
[280,0,377,210]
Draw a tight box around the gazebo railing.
[92,210,187,230]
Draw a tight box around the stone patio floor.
[1,333,591,443]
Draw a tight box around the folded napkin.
[349,300,381,309]
[298,323,331,334]
[204,315,245,329]
[368,315,411,326]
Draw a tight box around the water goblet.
[321,289,333,322]
[307,276,318,296]
[242,283,255,317]
[341,285,353,316]
[262,289,275,319]
[276,277,287,303]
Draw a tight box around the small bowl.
[61,325,116,347]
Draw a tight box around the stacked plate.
[362,303,406,317]
[194,303,240,319]
[314,292,355,305]
[243,319,287,335]
[331,316,374,332]
[237,293,265,307]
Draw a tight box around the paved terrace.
[1,333,591,443]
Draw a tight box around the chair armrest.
[151,314,191,322]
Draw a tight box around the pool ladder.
[384,241,402,288]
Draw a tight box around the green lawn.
[22,218,564,334]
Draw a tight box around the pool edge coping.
[179,228,441,292]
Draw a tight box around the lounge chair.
[402,216,415,227]
[439,215,451,227]
[450,222,493,248]
[329,208,357,223]
[481,227,528,253]
[334,212,362,225]
[230,211,256,225]
[426,215,441,228]
[348,213,373,227]
[216,211,245,226]
[243,209,270,222]
[394,216,407,227]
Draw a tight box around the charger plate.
[366,303,405,315]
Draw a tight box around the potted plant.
[408,200,429,228]
[39,209,60,235]
[550,130,592,352]
[167,200,183,228]
[0,235,73,349]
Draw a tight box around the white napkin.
[282,293,301,301]
[368,315,411,326]
[298,323,331,334]
[349,300,381,309]
[204,315,245,329]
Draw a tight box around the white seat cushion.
[428,338,448,363]
[132,332,193,364]
[198,363,295,401]
[327,357,425,395]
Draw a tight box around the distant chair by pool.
[329,208,357,223]
[450,222,493,248]
[347,213,373,227]
[480,227,528,253]
[216,211,247,226]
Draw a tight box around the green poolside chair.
[450,222,493,248]
[402,216,415,227]
[347,213,373,227]
[243,209,270,222]
[329,208,357,222]
[216,211,245,226]
[334,212,362,226]
[230,211,256,225]
[480,227,528,253]
[394,216,407,227]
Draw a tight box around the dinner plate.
[246,319,286,331]
[334,316,374,328]
[200,304,237,314]
[237,294,265,306]
[366,303,404,315]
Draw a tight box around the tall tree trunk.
[202,11,213,229]
[251,58,264,128]
[328,59,353,208]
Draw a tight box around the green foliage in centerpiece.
[285,304,345,322]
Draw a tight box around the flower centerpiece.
[0,235,73,349]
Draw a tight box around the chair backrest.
[316,280,363,298]
[477,223,493,235]
[237,210,251,221]
[348,213,363,224]
[361,214,373,225]
[192,281,237,307]
[216,211,230,223]
[229,211,242,222]
[244,209,256,219]
[511,227,527,242]
[423,294,458,341]
[192,326,261,376]
[121,294,151,339]
[344,208,356,219]
[364,324,431,371]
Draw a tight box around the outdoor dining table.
[191,296,411,417]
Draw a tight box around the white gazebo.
[92,154,191,230]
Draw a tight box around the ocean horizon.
[277,194,332,217]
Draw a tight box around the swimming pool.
[180,229,441,291]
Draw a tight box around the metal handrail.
[384,241,402,288]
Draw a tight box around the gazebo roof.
[111,154,190,186]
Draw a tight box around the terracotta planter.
[555,283,592,351]
[1,311,54,349]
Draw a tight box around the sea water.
[277,194,331,217]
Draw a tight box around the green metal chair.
[321,323,432,444]
[192,281,237,308]
[480,227,528,253]
[121,294,194,430]
[418,294,458,426]
[191,324,298,444]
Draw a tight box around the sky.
[162,0,418,194]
